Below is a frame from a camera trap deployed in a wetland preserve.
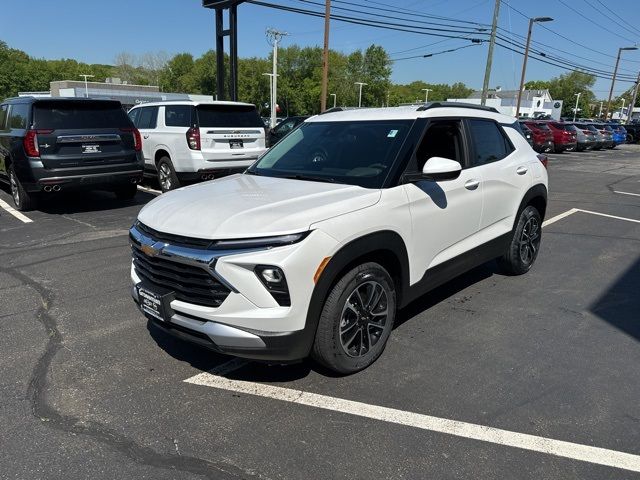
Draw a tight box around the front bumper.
[129,226,338,362]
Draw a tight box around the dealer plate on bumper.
[136,284,175,322]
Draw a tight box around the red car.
[543,121,578,153]
[523,121,554,153]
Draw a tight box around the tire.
[312,262,396,374]
[498,205,542,276]
[157,157,180,192]
[113,183,138,200]
[8,165,37,211]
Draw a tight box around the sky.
[3,0,640,99]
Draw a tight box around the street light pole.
[573,92,581,122]
[266,28,288,129]
[79,74,94,98]
[330,93,336,108]
[355,82,367,107]
[422,88,432,103]
[604,46,638,120]
[515,16,553,119]
[620,98,626,121]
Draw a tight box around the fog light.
[261,268,283,283]
[254,265,290,306]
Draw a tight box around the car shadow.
[148,262,500,381]
[25,189,156,215]
[589,256,640,341]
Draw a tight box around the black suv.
[0,97,144,210]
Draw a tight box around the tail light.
[23,129,53,157]
[536,154,548,169]
[120,127,142,152]
[186,126,201,150]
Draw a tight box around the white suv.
[127,101,267,191]
[130,103,548,373]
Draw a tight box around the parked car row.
[519,119,628,153]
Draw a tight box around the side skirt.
[401,232,511,308]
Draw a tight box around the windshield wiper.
[282,174,337,184]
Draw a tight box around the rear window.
[196,104,263,128]
[34,101,131,129]
[165,105,193,127]
[531,123,551,131]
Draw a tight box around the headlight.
[214,232,309,250]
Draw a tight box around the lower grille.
[132,246,230,307]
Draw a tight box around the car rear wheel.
[113,183,138,200]
[498,205,542,275]
[157,157,180,192]
[8,165,37,211]
[312,262,396,374]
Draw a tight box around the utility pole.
[330,93,336,108]
[355,82,367,107]
[320,0,331,112]
[516,17,553,118]
[573,92,581,122]
[79,74,94,98]
[604,46,638,120]
[628,72,640,124]
[598,101,604,118]
[481,0,500,106]
[266,28,288,129]
[620,98,626,121]
[422,88,432,103]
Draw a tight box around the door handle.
[516,166,528,175]
[143,135,150,139]
[464,179,480,190]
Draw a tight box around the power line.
[501,1,640,64]
[582,0,640,40]
[391,42,482,61]
[594,0,638,34]
[556,0,637,44]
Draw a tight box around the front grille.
[132,245,230,307]
[136,222,214,249]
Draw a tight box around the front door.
[403,119,484,283]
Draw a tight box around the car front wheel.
[498,205,542,275]
[312,262,396,374]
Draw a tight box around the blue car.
[607,123,627,145]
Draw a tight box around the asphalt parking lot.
[1,145,639,479]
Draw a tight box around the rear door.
[0,104,8,176]
[468,119,532,241]
[196,104,266,161]
[32,100,138,169]
[131,106,159,167]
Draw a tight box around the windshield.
[34,101,131,129]
[196,104,263,128]
[247,120,413,188]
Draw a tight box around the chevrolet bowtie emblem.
[141,243,161,257]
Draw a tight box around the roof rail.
[417,101,499,113]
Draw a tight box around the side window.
[0,105,8,131]
[165,105,192,127]
[468,119,514,166]
[8,103,29,129]
[275,119,296,135]
[415,120,463,171]
[128,108,140,127]
[137,107,158,129]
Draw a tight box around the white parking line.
[577,208,640,224]
[613,190,640,197]
[137,185,161,196]
[184,371,640,472]
[0,198,33,223]
[542,208,579,227]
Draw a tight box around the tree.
[527,71,596,117]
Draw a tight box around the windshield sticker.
[387,129,398,138]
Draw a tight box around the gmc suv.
[0,97,143,210]
[130,103,548,373]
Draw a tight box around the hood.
[138,174,381,239]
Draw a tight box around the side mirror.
[422,157,462,179]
